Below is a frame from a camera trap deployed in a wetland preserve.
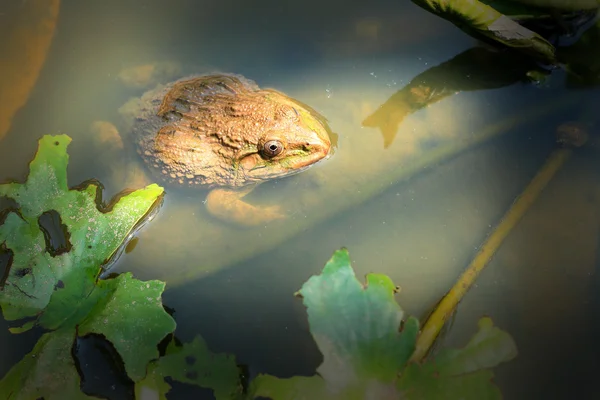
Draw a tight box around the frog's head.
[234,92,333,185]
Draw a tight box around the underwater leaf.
[0,134,165,331]
[432,317,518,375]
[136,335,243,400]
[77,273,176,382]
[0,328,95,400]
[297,248,419,390]
[396,317,517,399]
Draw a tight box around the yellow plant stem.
[410,146,575,362]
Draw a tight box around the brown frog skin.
[99,73,333,227]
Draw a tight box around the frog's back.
[130,74,265,188]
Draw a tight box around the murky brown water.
[1,0,600,398]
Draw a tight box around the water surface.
[1,0,600,398]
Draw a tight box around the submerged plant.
[249,249,518,400]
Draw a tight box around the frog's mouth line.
[244,151,330,182]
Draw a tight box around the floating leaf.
[250,248,419,399]
[249,374,332,400]
[78,273,176,381]
[0,135,174,399]
[397,317,518,399]
[0,134,164,331]
[0,329,94,400]
[137,336,243,400]
[135,362,172,400]
[298,248,419,389]
[250,249,517,400]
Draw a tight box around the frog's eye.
[262,140,284,158]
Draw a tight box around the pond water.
[1,0,600,399]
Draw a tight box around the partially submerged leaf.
[397,317,518,399]
[78,273,176,382]
[135,362,172,400]
[250,248,518,400]
[0,328,94,400]
[249,374,331,400]
[433,317,518,375]
[137,335,243,400]
[0,212,57,320]
[297,248,419,390]
[251,248,419,399]
[0,135,165,331]
[0,135,175,398]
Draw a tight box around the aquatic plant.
[249,249,517,400]
[0,135,517,399]
[0,136,239,399]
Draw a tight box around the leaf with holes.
[0,272,176,399]
[0,134,164,331]
[77,272,176,382]
[135,336,243,400]
[0,328,95,400]
[249,249,518,399]
[0,135,177,398]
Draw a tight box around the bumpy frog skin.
[97,73,333,227]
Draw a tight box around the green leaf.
[249,375,331,400]
[249,374,411,400]
[78,273,176,381]
[0,329,94,400]
[298,248,419,388]
[432,317,518,375]
[0,212,58,320]
[410,0,557,63]
[251,248,419,399]
[137,336,243,400]
[135,362,172,400]
[0,135,176,398]
[0,134,165,331]
[396,317,518,399]
[249,248,518,400]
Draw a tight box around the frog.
[91,72,333,227]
